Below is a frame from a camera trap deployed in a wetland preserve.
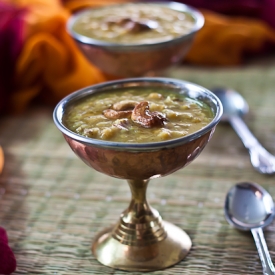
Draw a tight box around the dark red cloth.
[0,2,26,114]
[149,0,275,29]
[0,227,16,274]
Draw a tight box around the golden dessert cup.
[53,77,223,271]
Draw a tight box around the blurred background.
[1,0,275,115]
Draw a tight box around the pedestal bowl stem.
[113,179,167,246]
[92,179,192,271]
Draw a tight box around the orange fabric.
[4,0,275,115]
[12,0,120,113]
[185,9,275,65]
[63,0,133,12]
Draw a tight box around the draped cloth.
[1,0,275,114]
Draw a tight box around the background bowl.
[67,2,204,77]
[53,77,222,180]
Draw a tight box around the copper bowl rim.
[53,77,223,151]
[66,1,204,50]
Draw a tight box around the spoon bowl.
[212,88,275,175]
[225,182,275,231]
[212,88,249,121]
[225,182,275,275]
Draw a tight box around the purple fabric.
[261,0,275,29]
[0,2,27,114]
[148,0,275,29]
[0,227,16,274]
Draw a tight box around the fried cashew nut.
[103,109,132,120]
[105,17,156,34]
[131,101,167,128]
[103,100,138,120]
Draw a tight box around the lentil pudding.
[63,87,214,143]
[71,3,195,44]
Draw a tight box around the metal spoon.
[212,88,275,175]
[225,182,275,275]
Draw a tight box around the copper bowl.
[53,77,222,271]
[53,77,222,180]
[66,2,204,77]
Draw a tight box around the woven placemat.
[1,57,275,274]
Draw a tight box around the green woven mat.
[1,57,275,274]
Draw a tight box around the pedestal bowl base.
[92,221,192,272]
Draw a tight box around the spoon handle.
[229,116,275,174]
[251,228,275,275]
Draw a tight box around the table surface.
[1,57,275,274]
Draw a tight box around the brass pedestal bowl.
[66,2,204,77]
[53,77,222,271]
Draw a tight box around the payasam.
[71,3,195,44]
[63,87,214,143]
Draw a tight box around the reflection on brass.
[90,178,192,271]
[112,180,167,246]
[63,131,212,271]
[53,78,223,271]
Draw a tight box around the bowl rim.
[66,1,205,49]
[53,77,223,151]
